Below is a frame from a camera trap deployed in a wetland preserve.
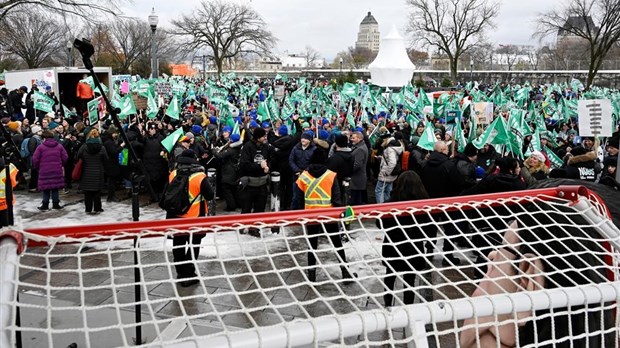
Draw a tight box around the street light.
[148,8,159,79]
[470,58,474,82]
[66,40,73,67]
[339,57,343,74]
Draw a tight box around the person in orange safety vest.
[293,148,356,282]
[166,149,214,287]
[0,157,18,228]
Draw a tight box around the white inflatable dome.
[368,25,416,88]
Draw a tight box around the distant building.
[255,57,282,71]
[557,16,595,45]
[281,54,307,69]
[356,12,380,53]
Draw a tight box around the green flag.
[257,100,271,122]
[232,121,240,136]
[87,97,101,125]
[118,95,137,119]
[544,146,564,169]
[341,82,359,100]
[33,91,55,113]
[454,119,467,153]
[165,96,180,120]
[62,104,76,118]
[473,116,510,149]
[417,122,437,151]
[161,127,184,153]
[146,93,159,119]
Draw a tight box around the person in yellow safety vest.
[166,149,214,288]
[0,157,18,228]
[293,149,356,282]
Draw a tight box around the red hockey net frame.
[1,185,620,348]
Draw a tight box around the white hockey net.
[1,186,620,347]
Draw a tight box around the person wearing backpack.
[163,149,214,287]
[375,133,404,203]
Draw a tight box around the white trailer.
[4,67,112,112]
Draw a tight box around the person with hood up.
[270,124,298,211]
[32,130,68,210]
[375,132,405,203]
[77,129,108,214]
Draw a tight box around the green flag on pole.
[544,146,564,169]
[118,95,137,119]
[62,104,76,118]
[165,96,180,120]
[160,127,185,153]
[257,100,271,122]
[146,93,158,119]
[33,91,55,113]
[473,116,510,149]
[417,122,437,151]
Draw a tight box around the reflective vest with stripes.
[296,169,337,209]
[168,169,207,218]
[0,164,18,211]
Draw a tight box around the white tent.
[368,25,416,88]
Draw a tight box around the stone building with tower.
[356,12,380,53]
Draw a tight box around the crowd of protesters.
[0,77,618,233]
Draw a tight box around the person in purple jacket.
[32,130,68,210]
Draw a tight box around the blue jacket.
[288,142,315,174]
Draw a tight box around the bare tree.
[407,48,430,67]
[406,0,499,81]
[348,46,377,69]
[0,0,126,21]
[0,10,64,68]
[302,46,321,68]
[536,0,620,89]
[172,0,277,77]
[103,18,152,73]
[496,44,521,71]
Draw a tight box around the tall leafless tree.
[104,18,152,73]
[172,0,277,78]
[536,0,620,89]
[0,10,64,68]
[302,46,321,68]
[348,46,377,69]
[0,0,126,21]
[496,44,522,71]
[406,0,499,81]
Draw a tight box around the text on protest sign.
[578,99,613,137]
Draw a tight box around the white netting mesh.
[2,189,620,347]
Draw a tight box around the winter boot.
[38,203,49,211]
[52,202,63,210]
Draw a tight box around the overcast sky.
[123,0,562,61]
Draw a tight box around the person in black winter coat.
[419,141,463,265]
[270,125,298,211]
[564,146,599,182]
[77,129,108,214]
[102,128,122,202]
[452,143,479,193]
[379,171,433,306]
[476,143,500,173]
[238,127,272,236]
[8,87,26,121]
[142,125,168,199]
[420,141,462,198]
[326,134,354,191]
[214,133,242,211]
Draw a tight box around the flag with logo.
[33,91,54,113]
[473,116,510,149]
[417,121,437,151]
[160,127,184,153]
[146,93,159,119]
[118,95,137,119]
[62,104,77,118]
[87,97,104,125]
[165,96,180,120]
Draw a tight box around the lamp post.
[148,8,159,79]
[339,57,343,74]
[66,40,73,67]
[470,58,474,82]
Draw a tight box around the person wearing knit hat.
[524,150,549,181]
[222,126,232,134]
[606,136,619,155]
[301,121,311,129]
[278,124,288,136]
[191,125,203,135]
[262,121,270,129]
[318,130,329,141]
[249,120,259,129]
[238,117,272,237]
